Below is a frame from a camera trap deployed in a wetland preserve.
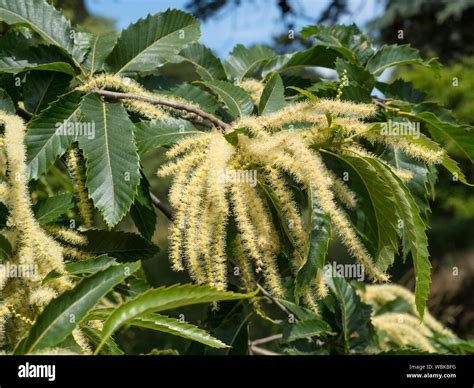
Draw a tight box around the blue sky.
[85,0,383,57]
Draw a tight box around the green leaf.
[0,87,15,113]
[286,86,320,103]
[33,192,73,224]
[168,83,219,113]
[366,44,440,76]
[81,230,159,261]
[0,233,12,261]
[258,72,285,115]
[301,24,374,64]
[278,299,320,321]
[374,160,431,319]
[130,174,156,240]
[295,187,332,300]
[179,42,226,80]
[413,111,474,163]
[15,262,140,354]
[203,301,250,355]
[130,313,228,348]
[134,117,202,154]
[282,319,331,342]
[96,284,255,353]
[84,31,120,74]
[224,44,276,82]
[0,45,75,75]
[24,71,72,116]
[330,152,400,271]
[0,0,83,63]
[106,9,200,75]
[26,91,83,180]
[200,80,253,119]
[43,255,117,283]
[329,276,372,353]
[78,95,140,227]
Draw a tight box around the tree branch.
[150,192,174,221]
[257,284,293,318]
[249,334,283,346]
[249,345,280,356]
[91,89,232,132]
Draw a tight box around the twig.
[257,284,293,318]
[17,107,32,121]
[150,192,174,221]
[249,334,283,347]
[91,89,232,132]
[249,345,280,356]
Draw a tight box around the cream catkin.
[0,112,76,348]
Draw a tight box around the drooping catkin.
[67,148,93,228]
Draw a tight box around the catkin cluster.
[158,98,444,313]
[0,112,86,349]
[360,284,455,353]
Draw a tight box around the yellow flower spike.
[198,197,217,288]
[326,170,357,209]
[302,289,320,314]
[0,181,9,204]
[165,133,213,159]
[44,226,88,246]
[362,133,444,164]
[182,160,210,284]
[311,98,377,118]
[372,315,436,353]
[265,167,306,259]
[240,79,264,105]
[72,328,93,355]
[391,167,414,182]
[29,287,57,307]
[233,116,270,138]
[230,183,264,272]
[316,269,329,298]
[168,150,208,207]
[211,211,229,291]
[67,148,93,228]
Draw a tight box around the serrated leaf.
[0,0,83,64]
[84,31,119,74]
[366,44,440,76]
[168,83,219,113]
[0,87,14,113]
[14,262,140,354]
[301,24,374,64]
[96,284,255,353]
[258,72,285,115]
[26,91,83,180]
[106,9,200,75]
[33,192,73,224]
[24,71,72,116]
[413,111,474,163]
[330,153,400,271]
[78,95,140,227]
[81,230,159,260]
[130,174,156,240]
[179,42,226,80]
[130,313,228,348]
[329,276,372,353]
[295,187,332,299]
[43,255,117,283]
[134,117,201,154]
[282,319,331,342]
[0,45,75,75]
[200,80,253,119]
[224,44,276,82]
[374,160,431,319]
